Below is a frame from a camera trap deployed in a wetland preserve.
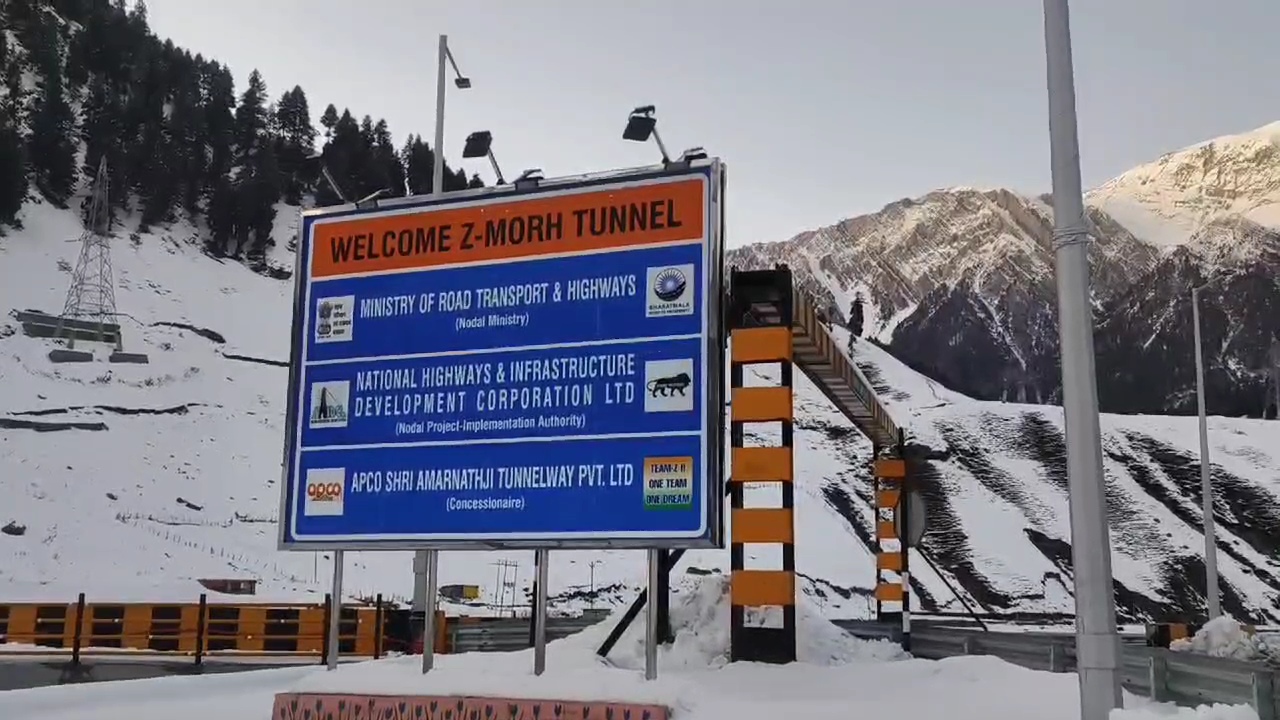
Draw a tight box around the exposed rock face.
[729,122,1280,416]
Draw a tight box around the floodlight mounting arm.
[488,150,507,185]
[650,127,671,164]
[320,164,350,204]
[445,46,465,81]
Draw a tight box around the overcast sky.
[143,0,1280,248]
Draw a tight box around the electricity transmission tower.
[491,559,519,616]
[58,158,117,348]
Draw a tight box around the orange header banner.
[309,177,707,279]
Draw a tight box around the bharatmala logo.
[303,468,346,517]
[645,264,694,318]
[309,380,350,429]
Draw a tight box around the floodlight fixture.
[462,130,506,185]
[514,168,544,191]
[462,131,493,159]
[622,104,670,163]
[356,188,389,209]
[679,147,708,163]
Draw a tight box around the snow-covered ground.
[0,574,1258,720]
[4,196,1280,621]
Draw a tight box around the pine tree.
[402,134,472,195]
[0,114,26,228]
[79,72,124,225]
[274,86,316,204]
[320,104,339,141]
[203,62,236,186]
[128,47,175,226]
[26,14,77,206]
[169,60,208,216]
[80,74,121,179]
[0,19,27,228]
[223,69,281,259]
[370,119,405,198]
[243,141,281,261]
[314,108,362,207]
[206,176,236,255]
[234,69,269,165]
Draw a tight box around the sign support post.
[645,548,660,680]
[414,32,454,670]
[533,549,550,676]
[421,549,439,672]
[327,550,344,671]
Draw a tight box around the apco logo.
[303,467,346,517]
[645,264,694,318]
[314,295,355,344]
[309,380,350,429]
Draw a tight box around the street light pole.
[414,32,469,675]
[1191,284,1221,619]
[432,34,449,198]
[1042,1,1123,718]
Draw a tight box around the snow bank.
[287,572,905,701]
[600,573,908,672]
[1113,703,1261,720]
[1170,616,1276,663]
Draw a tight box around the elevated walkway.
[599,265,917,663]
[729,270,900,451]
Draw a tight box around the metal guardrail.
[835,621,1279,719]
[450,617,600,654]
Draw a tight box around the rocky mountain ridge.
[729,122,1280,417]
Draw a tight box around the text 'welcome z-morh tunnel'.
[314,179,704,275]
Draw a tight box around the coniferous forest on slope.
[0,0,484,267]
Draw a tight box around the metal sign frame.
[277,160,726,551]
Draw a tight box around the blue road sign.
[278,162,726,549]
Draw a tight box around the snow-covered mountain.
[1089,122,1280,248]
[730,122,1280,417]
[6,195,1280,622]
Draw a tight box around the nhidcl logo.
[645,264,694,318]
[652,267,687,302]
[303,468,346,517]
[309,380,350,429]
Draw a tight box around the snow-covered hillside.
[843,331,1280,620]
[6,194,1280,621]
